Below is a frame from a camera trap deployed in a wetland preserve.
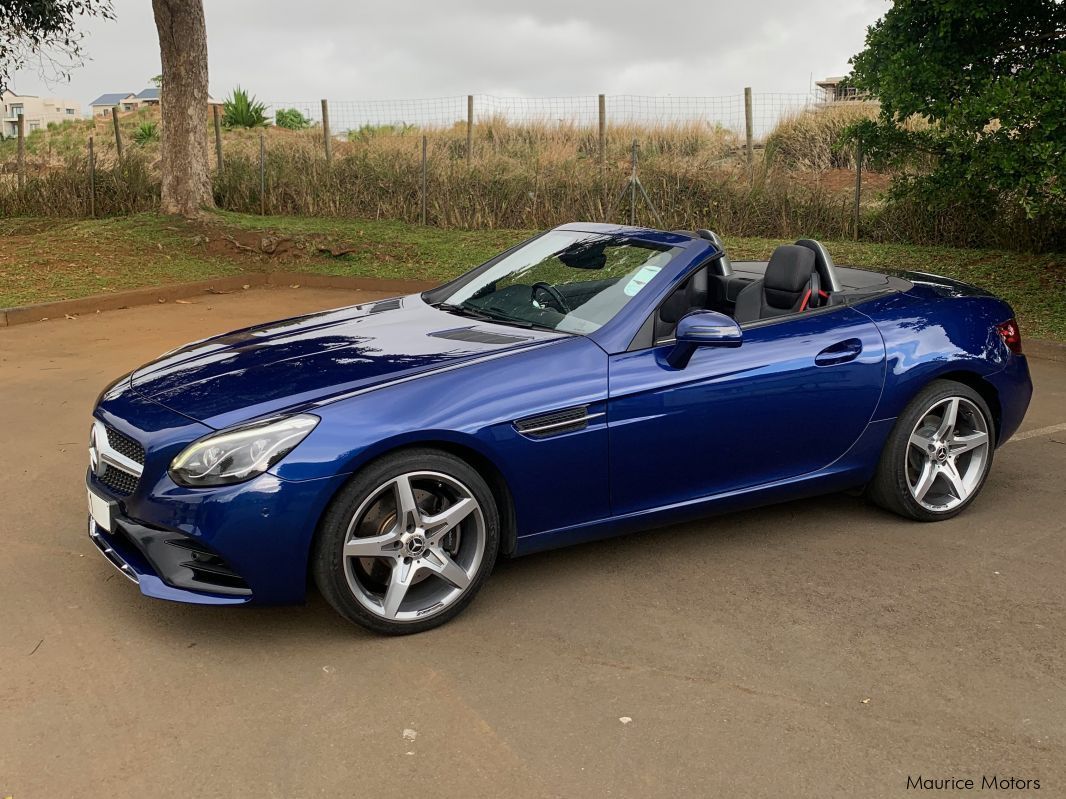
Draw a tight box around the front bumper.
[87,516,252,605]
[86,467,347,605]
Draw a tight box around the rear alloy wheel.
[313,450,499,634]
[868,381,994,521]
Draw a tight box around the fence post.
[629,139,638,226]
[88,136,96,218]
[212,104,224,173]
[16,113,25,190]
[111,107,124,161]
[599,94,607,219]
[466,95,474,164]
[421,135,428,226]
[259,131,266,215]
[743,87,754,172]
[854,138,863,241]
[321,99,332,164]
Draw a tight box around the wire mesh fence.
[264,92,821,139]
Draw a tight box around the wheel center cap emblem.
[934,445,948,463]
[404,534,426,557]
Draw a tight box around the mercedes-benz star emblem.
[89,424,105,477]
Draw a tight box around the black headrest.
[765,245,816,294]
[794,239,841,293]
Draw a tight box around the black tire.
[312,448,500,635]
[867,380,995,522]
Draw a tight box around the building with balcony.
[1,90,83,138]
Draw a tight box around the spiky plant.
[222,86,269,129]
[133,121,159,145]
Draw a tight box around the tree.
[0,0,114,92]
[150,72,162,88]
[275,107,311,130]
[848,0,1066,223]
[151,0,213,216]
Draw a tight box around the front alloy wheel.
[313,449,499,634]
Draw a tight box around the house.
[815,76,871,103]
[89,88,221,117]
[2,90,84,137]
[89,92,139,116]
[134,87,161,106]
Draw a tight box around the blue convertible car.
[87,224,1032,633]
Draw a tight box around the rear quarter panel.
[856,286,1025,431]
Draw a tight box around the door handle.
[815,338,863,366]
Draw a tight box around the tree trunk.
[152,0,213,216]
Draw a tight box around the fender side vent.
[514,406,595,439]
[430,327,530,345]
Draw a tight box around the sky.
[9,0,886,111]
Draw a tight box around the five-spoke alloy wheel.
[313,449,499,634]
[868,380,995,521]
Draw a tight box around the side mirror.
[666,310,742,369]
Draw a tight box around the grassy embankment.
[1,211,1062,340]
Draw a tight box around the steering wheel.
[531,282,571,314]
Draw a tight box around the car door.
[607,306,886,516]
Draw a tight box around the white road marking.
[1009,422,1066,442]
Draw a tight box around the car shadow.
[102,489,891,645]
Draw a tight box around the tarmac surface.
[2,286,1063,798]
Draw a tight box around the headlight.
[170,414,319,487]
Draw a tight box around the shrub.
[275,108,311,130]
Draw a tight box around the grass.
[1,212,1063,340]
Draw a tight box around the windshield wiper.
[436,302,534,329]
[436,302,492,321]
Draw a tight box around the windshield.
[436,231,678,334]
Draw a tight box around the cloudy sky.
[10,0,886,107]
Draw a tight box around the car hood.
[130,294,564,429]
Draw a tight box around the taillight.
[996,318,1022,355]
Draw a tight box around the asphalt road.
[2,287,1063,798]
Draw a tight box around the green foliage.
[133,121,159,145]
[347,123,416,141]
[848,0,1066,227]
[150,73,162,88]
[221,86,269,129]
[0,0,114,92]
[274,108,311,130]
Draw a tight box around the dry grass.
[764,102,880,171]
[1,109,1060,251]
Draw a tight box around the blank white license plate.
[87,487,113,533]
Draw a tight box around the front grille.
[105,426,145,464]
[100,464,139,496]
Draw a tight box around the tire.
[867,380,995,522]
[312,448,500,635]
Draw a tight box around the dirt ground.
[1,286,1064,798]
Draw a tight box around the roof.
[89,92,135,106]
[135,88,160,100]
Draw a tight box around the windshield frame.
[423,229,679,337]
